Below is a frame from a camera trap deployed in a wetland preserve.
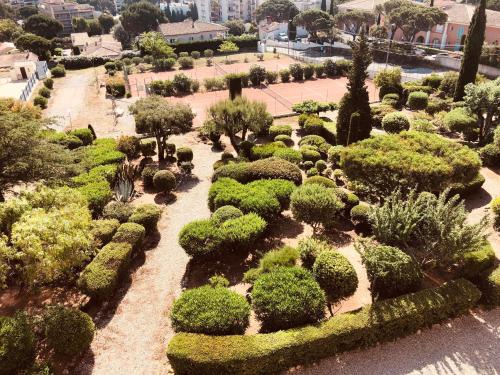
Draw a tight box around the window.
[170,38,176,43]
[435,24,444,33]
[432,38,440,47]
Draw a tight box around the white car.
[277,32,289,42]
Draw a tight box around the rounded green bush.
[269,124,293,138]
[247,179,296,210]
[139,139,157,157]
[303,160,314,170]
[128,204,162,234]
[141,165,158,187]
[50,65,66,77]
[250,142,286,161]
[243,246,299,283]
[350,203,370,227]
[252,267,326,331]
[327,145,344,167]
[34,95,47,109]
[313,251,358,304]
[153,170,176,193]
[44,306,95,357]
[407,91,429,110]
[0,313,35,374]
[298,113,309,127]
[382,112,410,133]
[112,222,146,251]
[38,86,51,98]
[290,184,344,228]
[306,167,318,177]
[274,134,293,145]
[171,285,250,335]
[90,218,120,247]
[179,219,223,257]
[301,148,321,163]
[304,175,336,188]
[76,180,113,215]
[315,159,327,173]
[238,189,281,220]
[44,78,54,89]
[211,205,243,225]
[304,116,324,135]
[103,201,133,223]
[68,128,94,146]
[361,244,423,299]
[176,147,193,163]
[299,135,326,147]
[443,108,476,133]
[422,73,442,89]
[297,237,332,269]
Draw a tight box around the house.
[39,0,96,35]
[258,19,308,41]
[0,52,39,80]
[71,33,122,58]
[158,20,228,44]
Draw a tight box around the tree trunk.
[0,189,4,202]
[327,302,333,316]
[229,134,240,153]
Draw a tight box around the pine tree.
[453,0,486,101]
[321,0,327,12]
[329,0,336,16]
[191,2,199,21]
[336,31,372,146]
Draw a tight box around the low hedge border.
[167,279,480,375]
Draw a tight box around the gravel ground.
[75,132,220,375]
[286,308,500,375]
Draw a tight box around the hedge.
[479,266,500,306]
[250,142,286,161]
[0,313,35,374]
[112,222,145,252]
[168,35,258,54]
[90,218,120,247]
[128,204,162,234]
[60,56,111,69]
[456,241,496,280]
[167,279,480,375]
[78,242,133,299]
[76,179,113,215]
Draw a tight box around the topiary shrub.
[105,76,126,97]
[269,124,293,138]
[350,203,370,228]
[117,135,140,160]
[298,237,332,270]
[44,306,95,357]
[300,148,321,163]
[176,147,193,163]
[112,222,145,251]
[315,159,327,174]
[90,218,120,247]
[153,170,176,193]
[243,246,299,284]
[456,241,496,280]
[250,142,286,161]
[381,93,400,108]
[492,198,500,228]
[77,180,113,215]
[298,113,309,128]
[274,135,293,145]
[252,267,325,331]
[102,201,134,223]
[171,285,250,335]
[279,68,290,83]
[50,65,66,77]
[299,135,326,148]
[313,251,358,313]
[141,165,158,187]
[289,63,304,81]
[34,95,47,109]
[306,167,318,177]
[407,91,429,110]
[371,104,396,128]
[44,78,54,89]
[38,86,51,98]
[128,204,162,234]
[304,176,336,188]
[178,56,194,69]
[426,97,450,115]
[0,313,35,374]
[211,205,243,225]
[341,131,482,196]
[304,116,324,135]
[273,147,301,165]
[290,184,344,230]
[68,128,93,146]
[480,266,500,306]
[422,73,442,90]
[479,144,500,168]
[359,242,423,299]
[443,108,476,134]
[382,112,410,133]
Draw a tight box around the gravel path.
[76,132,220,375]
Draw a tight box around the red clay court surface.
[128,59,378,127]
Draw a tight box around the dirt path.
[76,132,220,375]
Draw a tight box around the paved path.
[75,132,220,375]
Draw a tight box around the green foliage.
[243,246,299,283]
[116,135,139,160]
[480,266,500,305]
[77,179,113,215]
[178,56,194,69]
[0,313,35,374]
[167,279,480,375]
[33,95,47,109]
[273,148,301,164]
[38,86,51,98]
[426,97,450,115]
[90,218,120,247]
[213,157,302,185]
[313,251,358,306]
[112,222,145,252]
[456,241,496,279]
[358,241,422,299]
[250,142,286,161]
[304,176,336,188]
[382,112,410,133]
[289,63,304,81]
[153,170,176,193]
[444,108,477,133]
[42,130,83,150]
[72,164,118,186]
[76,138,125,169]
[68,128,94,146]
[374,67,401,89]
[44,305,95,357]
[252,267,326,331]
[269,124,293,138]
[265,70,278,84]
[341,131,482,196]
[128,204,162,234]
[290,184,344,229]
[78,242,133,299]
[371,104,396,128]
[304,116,324,135]
[439,71,459,97]
[211,205,243,225]
[139,139,156,157]
[407,91,429,110]
[171,285,250,335]
[298,135,326,148]
[292,100,331,114]
[249,64,266,86]
[350,203,370,227]
[121,2,165,35]
[422,73,442,89]
[279,68,291,82]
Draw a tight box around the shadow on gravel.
[465,187,492,211]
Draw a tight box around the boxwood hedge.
[341,131,482,196]
[0,313,35,374]
[167,279,480,375]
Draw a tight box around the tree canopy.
[293,9,334,39]
[255,0,299,23]
[334,10,373,39]
[138,31,174,59]
[98,13,115,33]
[23,14,63,39]
[224,20,245,36]
[0,19,21,42]
[120,1,165,36]
[14,33,52,60]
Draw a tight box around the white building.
[158,19,228,43]
[159,1,191,16]
[195,0,256,23]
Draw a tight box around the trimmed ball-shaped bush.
[68,128,94,146]
[0,313,35,374]
[90,218,120,247]
[298,237,332,269]
[171,285,250,335]
[103,201,134,223]
[299,135,326,147]
[34,95,47,109]
[269,124,293,138]
[38,86,51,98]
[350,203,370,227]
[312,251,358,305]
[112,222,145,251]
[304,175,336,188]
[44,306,95,357]
[243,246,299,284]
[315,159,327,173]
[153,170,176,193]
[252,267,326,331]
[382,112,410,133]
[177,147,193,163]
[301,148,321,163]
[443,108,476,133]
[290,184,344,229]
[128,204,162,234]
[304,116,324,135]
[306,167,318,177]
[44,78,54,89]
[274,134,293,145]
[303,160,314,170]
[407,91,429,110]
[141,165,158,187]
[273,147,301,164]
[361,244,423,299]
[211,205,243,225]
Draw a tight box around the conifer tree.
[336,31,372,145]
[453,0,486,101]
[321,0,327,12]
[329,0,336,15]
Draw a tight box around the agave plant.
[114,162,138,202]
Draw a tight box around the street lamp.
[385,23,397,67]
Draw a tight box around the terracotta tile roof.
[0,52,38,68]
[440,3,500,28]
[337,0,387,12]
[158,20,228,37]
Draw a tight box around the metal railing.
[19,73,37,102]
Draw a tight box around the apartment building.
[195,0,256,23]
[8,0,39,8]
[39,0,95,35]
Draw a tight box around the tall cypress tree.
[329,0,336,16]
[321,0,327,12]
[336,31,372,145]
[453,0,486,101]
[165,3,172,22]
[191,3,199,21]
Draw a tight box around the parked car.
[277,32,289,42]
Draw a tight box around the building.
[159,1,191,17]
[158,19,228,43]
[8,0,39,8]
[195,0,257,23]
[71,32,123,58]
[39,0,95,35]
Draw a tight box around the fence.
[19,73,37,102]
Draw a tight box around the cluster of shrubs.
[33,78,55,109]
[1,306,95,374]
[148,73,200,96]
[105,76,127,97]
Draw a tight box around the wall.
[434,55,500,78]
